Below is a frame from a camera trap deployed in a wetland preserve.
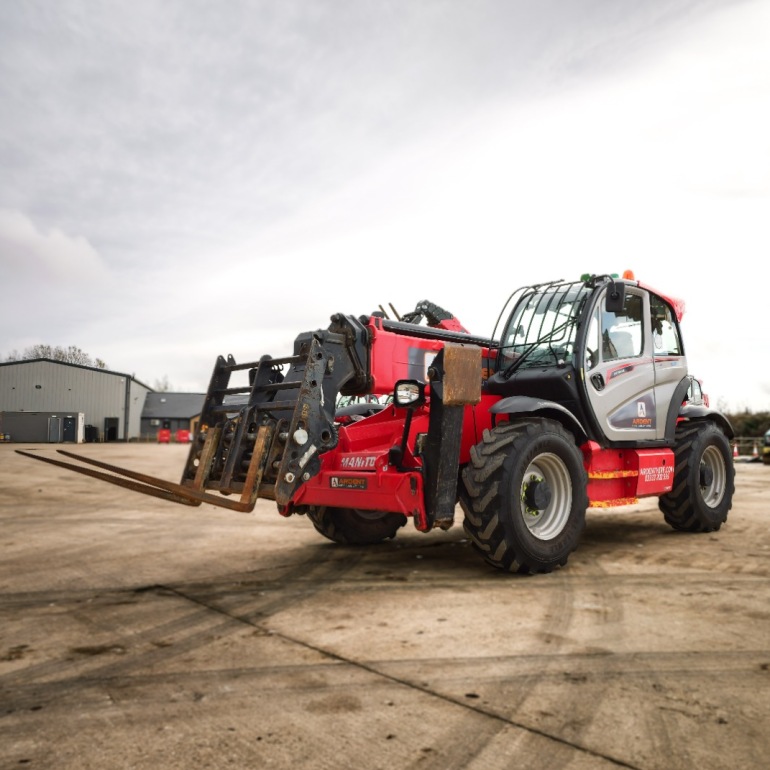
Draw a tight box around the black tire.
[460,419,588,574]
[658,421,734,532]
[307,506,407,545]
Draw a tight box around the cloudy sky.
[1,0,768,411]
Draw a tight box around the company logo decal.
[330,477,367,490]
[632,401,653,427]
[340,455,377,469]
[639,466,674,483]
[609,393,657,430]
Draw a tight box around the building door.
[104,417,119,441]
[47,416,62,442]
[63,416,77,442]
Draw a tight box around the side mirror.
[605,280,626,314]
[393,380,426,408]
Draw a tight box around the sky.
[1,0,768,412]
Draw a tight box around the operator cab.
[486,273,688,446]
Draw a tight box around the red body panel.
[366,318,447,394]
[582,441,675,506]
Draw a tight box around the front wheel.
[307,506,407,545]
[658,422,734,532]
[460,419,588,574]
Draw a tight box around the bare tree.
[4,345,108,369]
[153,375,172,392]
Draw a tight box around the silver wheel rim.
[701,445,726,508]
[518,452,572,540]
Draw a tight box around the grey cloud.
[2,0,762,406]
[1,0,729,259]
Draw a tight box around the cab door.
[584,288,661,442]
[649,293,688,435]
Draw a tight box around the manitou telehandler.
[19,271,735,573]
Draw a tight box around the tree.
[152,375,173,392]
[4,345,108,369]
[725,409,770,438]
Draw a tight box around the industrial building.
[0,358,153,442]
[140,392,205,442]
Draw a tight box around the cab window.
[585,291,643,369]
[650,296,682,355]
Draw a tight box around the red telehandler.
[19,271,735,573]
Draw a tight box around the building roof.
[141,392,205,419]
[0,357,152,389]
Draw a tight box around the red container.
[157,429,171,444]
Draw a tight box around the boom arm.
[17,307,489,516]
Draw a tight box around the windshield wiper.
[502,317,576,378]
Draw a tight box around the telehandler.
[19,271,735,573]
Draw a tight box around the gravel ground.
[1,444,768,770]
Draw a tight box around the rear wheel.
[658,422,734,532]
[307,506,407,545]
[460,418,588,574]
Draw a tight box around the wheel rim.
[518,452,572,540]
[700,445,727,508]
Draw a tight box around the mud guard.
[489,395,588,445]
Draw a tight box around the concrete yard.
[1,443,768,769]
